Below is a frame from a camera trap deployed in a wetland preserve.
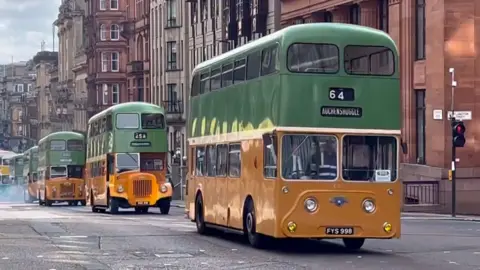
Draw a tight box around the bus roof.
[193,23,395,74]
[88,102,165,123]
[38,131,85,145]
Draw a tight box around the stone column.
[332,7,349,23]
[360,0,378,28]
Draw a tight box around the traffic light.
[452,120,466,147]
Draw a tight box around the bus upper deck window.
[344,45,394,76]
[116,113,139,129]
[287,43,339,74]
[141,113,165,129]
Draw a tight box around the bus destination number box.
[325,227,354,235]
[329,87,354,101]
[134,132,147,139]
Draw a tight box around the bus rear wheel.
[342,238,365,251]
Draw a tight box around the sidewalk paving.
[171,200,185,208]
[169,200,480,222]
[402,212,480,222]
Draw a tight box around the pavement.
[0,203,479,270]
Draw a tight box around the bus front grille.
[133,179,152,197]
[60,183,75,197]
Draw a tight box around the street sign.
[433,109,443,120]
[447,111,472,120]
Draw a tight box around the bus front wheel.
[108,194,119,214]
[342,238,365,251]
[158,198,170,215]
[195,194,209,235]
[244,199,269,249]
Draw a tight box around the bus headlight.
[362,199,376,213]
[117,185,124,193]
[160,184,168,193]
[304,197,318,212]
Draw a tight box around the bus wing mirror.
[262,133,272,145]
[401,140,408,155]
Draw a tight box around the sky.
[0,0,58,64]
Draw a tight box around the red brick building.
[125,0,150,102]
[85,0,129,118]
[281,0,480,214]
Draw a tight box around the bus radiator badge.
[330,197,347,207]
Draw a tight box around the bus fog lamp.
[304,197,318,212]
[117,185,124,193]
[287,221,297,232]
[362,199,376,213]
[160,184,168,193]
[383,222,392,233]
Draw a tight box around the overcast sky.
[0,0,58,64]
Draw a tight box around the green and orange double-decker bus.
[23,146,39,203]
[37,132,86,206]
[185,23,403,250]
[86,102,172,214]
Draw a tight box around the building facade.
[281,0,480,214]
[126,0,150,102]
[84,0,128,118]
[149,0,280,163]
[33,51,58,140]
[71,0,88,133]
[0,62,36,151]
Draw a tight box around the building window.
[102,84,108,105]
[324,12,333,22]
[111,24,120,40]
[111,52,119,72]
[190,0,197,24]
[349,4,360,24]
[15,84,23,92]
[415,0,425,60]
[27,84,32,91]
[379,0,389,32]
[415,89,426,164]
[100,0,106,10]
[166,41,177,70]
[110,0,118,10]
[101,52,108,72]
[167,0,177,27]
[112,84,119,104]
[100,24,106,40]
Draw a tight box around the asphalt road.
[0,203,478,270]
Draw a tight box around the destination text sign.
[321,106,362,118]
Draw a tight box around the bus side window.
[263,134,277,178]
[106,114,112,131]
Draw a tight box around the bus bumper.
[111,181,173,208]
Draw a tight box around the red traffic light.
[454,123,465,134]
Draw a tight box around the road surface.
[0,203,478,269]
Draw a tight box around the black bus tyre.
[158,199,170,215]
[195,194,210,235]
[108,193,119,214]
[90,190,98,213]
[244,199,269,249]
[343,238,365,251]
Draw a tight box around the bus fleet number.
[329,88,354,101]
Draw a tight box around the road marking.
[37,255,43,258]
[444,251,451,254]
[1,257,8,260]
[474,252,480,254]
[58,235,88,238]
[449,261,459,265]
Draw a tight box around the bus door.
[107,154,114,182]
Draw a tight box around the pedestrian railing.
[403,180,440,205]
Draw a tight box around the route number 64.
[329,89,344,100]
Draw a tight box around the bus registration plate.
[325,227,354,235]
[136,201,149,205]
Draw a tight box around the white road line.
[58,235,88,238]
